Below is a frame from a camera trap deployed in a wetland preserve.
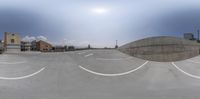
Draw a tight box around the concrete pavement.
[0,49,200,99]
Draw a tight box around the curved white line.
[187,59,200,64]
[79,61,149,76]
[172,62,200,79]
[78,52,86,55]
[0,61,27,65]
[0,60,8,62]
[85,53,93,57]
[96,57,133,61]
[0,67,46,80]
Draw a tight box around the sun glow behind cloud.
[91,7,108,14]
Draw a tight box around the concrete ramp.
[119,36,200,62]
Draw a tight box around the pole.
[198,29,199,41]
[115,40,118,49]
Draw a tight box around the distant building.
[0,40,3,54]
[64,46,68,51]
[67,46,75,51]
[21,41,31,51]
[88,44,91,49]
[184,33,195,40]
[0,40,3,46]
[31,40,37,51]
[36,40,52,52]
[4,32,21,52]
[52,46,65,52]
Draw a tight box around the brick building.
[36,40,52,52]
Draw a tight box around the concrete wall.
[119,36,200,62]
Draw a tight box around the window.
[11,39,15,43]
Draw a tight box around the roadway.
[0,49,200,99]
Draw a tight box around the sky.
[0,0,200,47]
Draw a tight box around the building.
[52,46,66,52]
[64,46,68,51]
[21,41,31,51]
[0,40,3,54]
[67,46,75,51]
[36,40,52,52]
[184,33,195,40]
[31,40,37,51]
[88,44,91,49]
[4,32,21,52]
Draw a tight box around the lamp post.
[198,29,200,41]
[115,40,118,49]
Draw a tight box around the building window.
[11,39,15,43]
[12,34,15,36]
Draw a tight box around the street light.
[115,40,118,49]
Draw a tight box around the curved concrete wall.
[119,36,200,62]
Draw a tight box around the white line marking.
[78,52,86,55]
[84,53,93,57]
[64,52,73,54]
[0,67,46,80]
[96,57,133,61]
[79,61,149,76]
[0,61,27,65]
[172,62,200,79]
[0,60,8,62]
[187,59,200,64]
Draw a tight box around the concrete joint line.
[79,61,149,77]
[96,57,133,61]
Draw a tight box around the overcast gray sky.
[0,0,200,47]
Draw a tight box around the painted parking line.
[0,67,46,80]
[64,51,74,54]
[172,62,200,79]
[78,52,86,55]
[0,61,27,65]
[0,59,9,62]
[96,57,133,61]
[1,55,8,57]
[79,61,149,77]
[84,53,94,57]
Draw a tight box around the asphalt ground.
[0,49,200,99]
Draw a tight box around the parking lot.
[0,49,200,99]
